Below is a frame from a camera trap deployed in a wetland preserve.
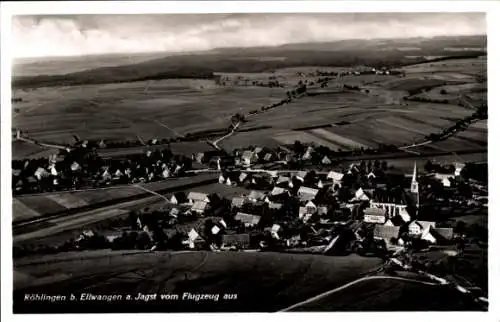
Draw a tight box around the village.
[13,136,486,287]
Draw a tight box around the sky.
[12,13,486,58]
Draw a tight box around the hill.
[12,35,486,89]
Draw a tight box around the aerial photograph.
[10,11,487,313]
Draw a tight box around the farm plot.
[12,141,56,160]
[429,136,486,152]
[13,251,382,313]
[219,129,280,150]
[12,80,287,145]
[377,116,441,136]
[309,128,368,149]
[12,199,41,222]
[273,131,342,150]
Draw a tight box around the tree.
[424,160,434,173]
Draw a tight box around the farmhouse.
[191,201,209,214]
[187,192,210,203]
[248,190,266,202]
[231,197,246,209]
[297,186,319,202]
[235,212,261,227]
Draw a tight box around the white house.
[187,192,210,204]
[321,156,332,165]
[327,171,344,186]
[34,167,49,180]
[408,220,436,236]
[295,171,308,182]
[70,161,81,172]
[353,188,370,201]
[435,173,452,187]
[297,186,319,202]
[248,190,266,202]
[305,200,317,213]
[191,201,209,214]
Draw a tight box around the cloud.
[12,13,486,58]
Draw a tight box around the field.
[13,54,487,160]
[13,250,383,313]
[289,277,484,311]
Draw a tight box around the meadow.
[13,250,382,313]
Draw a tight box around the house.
[317,206,328,216]
[239,172,249,183]
[191,201,209,214]
[295,171,308,182]
[170,192,188,205]
[363,207,386,224]
[219,219,227,229]
[241,150,258,166]
[399,207,412,222]
[222,234,250,249]
[317,180,324,189]
[352,188,370,201]
[305,200,317,213]
[263,153,274,162]
[374,225,401,241]
[408,220,436,236]
[297,186,319,202]
[275,176,291,187]
[235,212,261,227]
[70,161,81,172]
[270,186,289,196]
[218,174,226,184]
[248,190,266,202]
[169,208,180,218]
[211,225,221,235]
[454,162,465,176]
[34,167,49,180]
[327,171,344,186]
[435,173,452,187]
[268,202,283,210]
[321,156,332,165]
[298,207,309,219]
[187,192,210,203]
[270,224,281,239]
[231,197,246,209]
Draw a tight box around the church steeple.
[410,161,420,213]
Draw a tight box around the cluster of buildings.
[12,146,192,194]
[71,153,483,255]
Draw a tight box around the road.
[280,275,441,312]
[211,121,240,150]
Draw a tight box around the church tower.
[410,161,420,214]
